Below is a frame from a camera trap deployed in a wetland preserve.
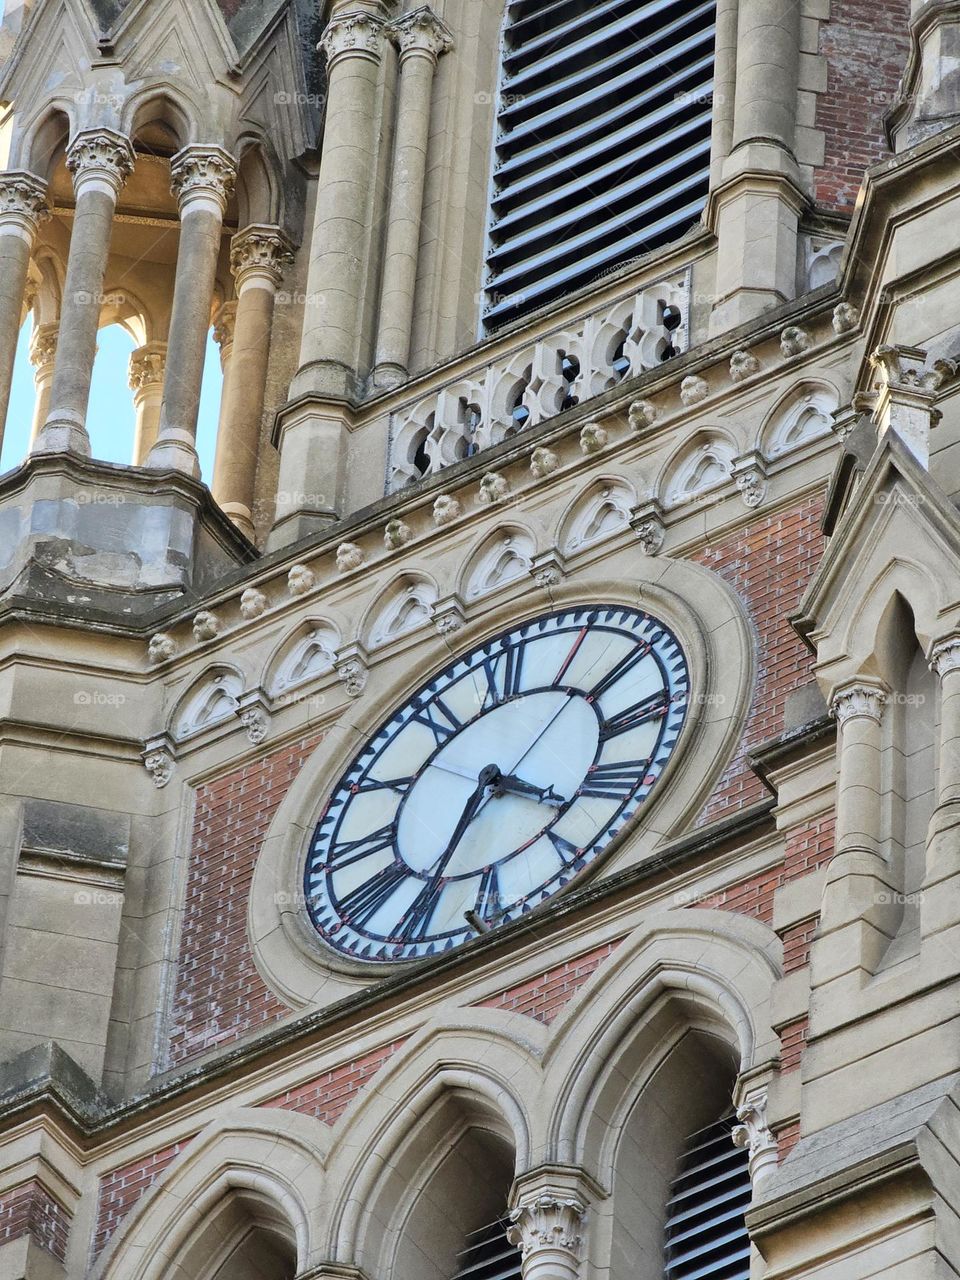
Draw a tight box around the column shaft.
[147,146,235,477]
[373,9,451,387]
[129,341,167,464]
[28,322,58,446]
[921,637,960,934]
[0,172,47,450]
[37,131,134,455]
[730,0,802,154]
[292,9,388,398]
[213,226,290,539]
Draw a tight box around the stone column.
[870,343,956,468]
[372,7,452,388]
[128,341,167,464]
[922,634,960,934]
[28,322,58,446]
[817,681,898,980]
[147,145,236,477]
[35,130,134,455]
[212,225,291,539]
[0,171,48,450]
[290,7,389,399]
[507,1169,594,1280]
[732,1087,779,1190]
[891,1,960,149]
[708,0,804,333]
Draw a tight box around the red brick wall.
[167,734,324,1067]
[93,1141,189,1261]
[695,498,825,821]
[784,816,835,879]
[264,1038,407,1125]
[475,939,623,1024]
[778,1016,809,1073]
[779,917,819,974]
[688,868,778,925]
[813,0,912,211]
[775,1119,801,1161]
[0,1180,70,1263]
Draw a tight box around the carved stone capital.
[0,170,49,234]
[320,11,388,68]
[230,223,294,290]
[212,301,237,356]
[29,322,59,371]
[170,145,237,215]
[507,1194,587,1280]
[732,1089,779,1189]
[830,681,888,727]
[931,633,960,679]
[870,343,955,467]
[128,341,167,393]
[388,6,454,61]
[66,129,135,199]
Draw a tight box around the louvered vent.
[663,1114,752,1280]
[483,0,716,331]
[451,1219,522,1280]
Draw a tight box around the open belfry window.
[451,1219,522,1280]
[483,0,717,330]
[663,1114,752,1280]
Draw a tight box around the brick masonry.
[92,1141,190,1261]
[778,1016,809,1073]
[167,733,324,1067]
[695,497,826,822]
[0,1180,70,1263]
[813,0,912,211]
[264,1037,408,1125]
[475,939,624,1024]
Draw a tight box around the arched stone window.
[483,0,717,329]
[663,1110,751,1280]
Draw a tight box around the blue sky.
[1,320,224,479]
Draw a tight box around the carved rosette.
[239,706,270,745]
[143,748,173,789]
[128,342,167,394]
[320,11,388,68]
[830,682,888,727]
[336,657,368,698]
[931,634,960,680]
[66,130,135,198]
[29,323,58,373]
[388,6,454,62]
[0,170,49,233]
[230,224,294,290]
[507,1194,587,1280]
[170,145,237,215]
[732,1089,779,1189]
[239,587,269,620]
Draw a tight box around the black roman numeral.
[546,830,580,862]
[588,641,652,700]
[479,644,525,708]
[579,760,645,800]
[411,696,463,745]
[475,864,502,919]
[598,690,668,740]
[338,860,408,928]
[354,775,415,795]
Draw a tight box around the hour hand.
[495,772,565,807]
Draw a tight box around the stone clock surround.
[246,562,754,1012]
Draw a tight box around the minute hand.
[496,773,564,807]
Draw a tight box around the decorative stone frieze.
[320,10,388,67]
[680,374,708,406]
[477,472,510,504]
[780,325,812,358]
[192,611,221,642]
[870,343,957,468]
[384,518,412,549]
[239,587,269,620]
[833,301,859,333]
[65,129,135,197]
[433,493,461,525]
[230,224,294,289]
[388,5,453,62]
[732,1089,779,1189]
[730,349,760,382]
[830,681,888,726]
[288,563,316,596]
[530,445,560,477]
[0,170,49,233]
[336,541,365,572]
[579,422,607,453]
[147,632,177,664]
[170,145,237,215]
[628,397,659,431]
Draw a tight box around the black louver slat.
[483,0,716,330]
[452,1220,523,1280]
[663,1115,752,1280]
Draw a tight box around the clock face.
[304,606,688,963]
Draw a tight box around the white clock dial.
[304,606,688,962]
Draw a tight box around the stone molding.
[830,681,888,727]
[0,169,49,232]
[65,129,135,198]
[230,223,294,290]
[388,5,453,61]
[320,10,388,67]
[870,343,956,468]
[931,633,960,679]
[170,144,237,215]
